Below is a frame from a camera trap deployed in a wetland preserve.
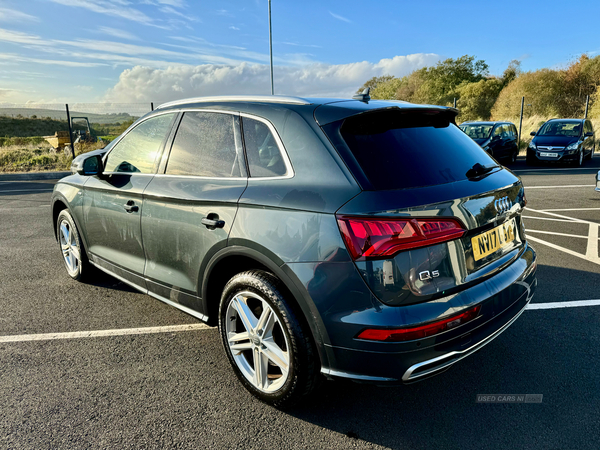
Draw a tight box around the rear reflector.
[357,305,481,342]
[336,216,466,260]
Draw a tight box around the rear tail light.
[336,216,466,260]
[356,304,481,342]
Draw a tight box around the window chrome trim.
[102,107,295,180]
[239,112,294,180]
[101,109,179,173]
[161,108,294,180]
[156,95,312,109]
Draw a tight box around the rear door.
[141,111,247,312]
[83,112,177,287]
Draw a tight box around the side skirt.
[89,260,209,323]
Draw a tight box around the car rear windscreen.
[329,110,498,190]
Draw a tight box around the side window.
[493,126,503,137]
[166,112,242,177]
[512,125,518,138]
[585,121,592,134]
[104,113,175,174]
[242,117,288,177]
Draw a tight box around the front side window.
[104,113,175,174]
[242,117,287,177]
[166,112,242,177]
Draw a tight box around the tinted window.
[511,125,518,138]
[104,113,175,174]
[242,117,287,177]
[334,110,497,190]
[166,112,242,177]
[460,124,493,139]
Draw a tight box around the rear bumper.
[314,244,537,384]
[401,291,530,382]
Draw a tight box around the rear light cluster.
[336,216,466,260]
[357,304,481,342]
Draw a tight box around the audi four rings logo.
[494,196,512,214]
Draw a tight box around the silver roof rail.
[156,95,313,109]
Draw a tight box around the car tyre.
[526,153,536,166]
[56,209,89,281]
[576,149,584,167]
[218,270,320,408]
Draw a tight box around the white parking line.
[514,167,598,172]
[527,207,595,225]
[526,229,589,239]
[522,216,579,223]
[540,208,600,212]
[525,185,594,189]
[0,189,54,193]
[0,323,211,343]
[527,300,600,310]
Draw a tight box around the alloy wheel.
[59,219,80,276]
[225,291,290,393]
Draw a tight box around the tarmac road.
[1,159,599,450]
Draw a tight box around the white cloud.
[229,26,240,31]
[103,53,440,103]
[97,27,140,41]
[0,53,107,67]
[0,7,40,23]
[329,11,352,23]
[47,0,166,28]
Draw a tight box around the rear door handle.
[124,200,138,213]
[201,217,225,229]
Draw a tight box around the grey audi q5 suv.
[52,94,537,407]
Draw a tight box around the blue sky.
[1,0,599,104]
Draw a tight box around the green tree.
[491,69,565,119]
[356,75,396,94]
[413,55,489,105]
[456,78,504,121]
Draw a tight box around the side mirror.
[530,131,536,136]
[585,131,594,137]
[73,154,103,176]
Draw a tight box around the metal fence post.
[151,102,154,111]
[518,96,524,149]
[453,98,457,108]
[65,104,75,160]
[584,95,589,119]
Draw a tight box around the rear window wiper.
[466,163,497,179]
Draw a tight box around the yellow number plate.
[471,218,517,261]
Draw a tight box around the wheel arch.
[200,245,330,367]
[51,196,69,240]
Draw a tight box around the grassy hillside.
[0,116,135,139]
[0,108,136,124]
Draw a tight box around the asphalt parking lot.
[1,159,600,450]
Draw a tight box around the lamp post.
[268,0,274,95]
